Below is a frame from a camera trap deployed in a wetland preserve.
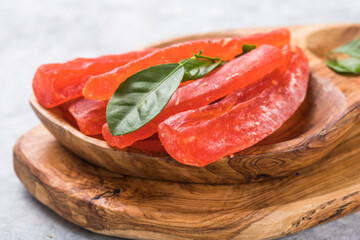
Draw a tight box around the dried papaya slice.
[33,49,155,108]
[102,124,166,152]
[130,134,166,152]
[103,44,287,148]
[83,28,290,100]
[57,100,78,128]
[68,98,108,135]
[130,139,166,152]
[158,46,309,166]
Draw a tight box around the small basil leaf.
[326,59,351,73]
[181,58,222,82]
[235,44,256,58]
[326,57,360,74]
[337,57,360,74]
[242,44,256,53]
[107,63,184,136]
[333,38,360,58]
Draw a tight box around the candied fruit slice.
[130,135,166,153]
[57,99,78,128]
[69,98,108,135]
[84,28,290,100]
[33,49,155,108]
[158,46,310,166]
[103,44,287,148]
[103,125,166,152]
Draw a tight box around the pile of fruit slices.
[33,28,310,167]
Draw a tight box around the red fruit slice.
[83,28,290,100]
[33,49,155,108]
[102,125,166,152]
[57,100,78,128]
[103,44,288,149]
[130,134,166,153]
[130,140,166,152]
[158,46,310,166]
[69,98,108,135]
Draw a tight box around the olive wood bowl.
[30,23,360,184]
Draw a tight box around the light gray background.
[1,0,359,239]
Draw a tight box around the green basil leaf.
[235,44,256,58]
[181,58,222,82]
[242,44,256,53]
[333,37,360,58]
[337,57,360,74]
[107,63,184,136]
[326,57,360,74]
[326,59,351,73]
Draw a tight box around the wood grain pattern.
[30,24,360,184]
[13,123,360,239]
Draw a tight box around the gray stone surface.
[0,0,359,239]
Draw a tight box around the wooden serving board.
[14,123,360,240]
